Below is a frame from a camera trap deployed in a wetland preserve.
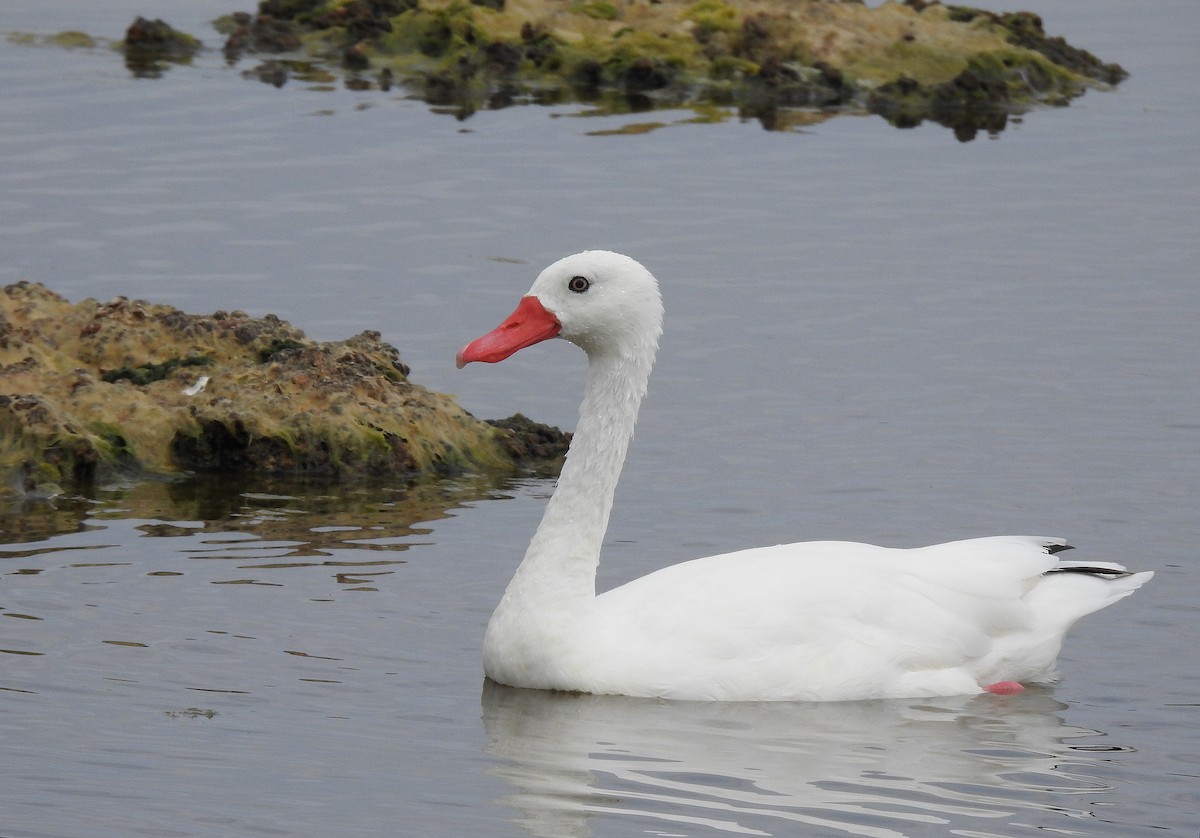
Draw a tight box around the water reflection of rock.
[0,470,521,558]
[481,681,1123,837]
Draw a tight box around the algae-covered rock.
[10,1,1127,134]
[216,0,1125,134]
[0,281,567,492]
[122,16,203,77]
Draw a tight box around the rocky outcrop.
[8,1,1127,136]
[218,0,1126,134]
[1,281,567,494]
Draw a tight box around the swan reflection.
[481,681,1120,837]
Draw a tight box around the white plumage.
[457,250,1152,701]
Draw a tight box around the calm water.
[2,1,1198,836]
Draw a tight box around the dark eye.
[568,276,590,293]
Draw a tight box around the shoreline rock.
[1,281,568,494]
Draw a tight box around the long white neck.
[500,342,654,612]
[480,252,663,687]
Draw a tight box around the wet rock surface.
[1,282,567,493]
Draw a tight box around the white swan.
[456,250,1152,701]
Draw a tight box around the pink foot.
[983,680,1025,695]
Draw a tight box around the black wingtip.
[1046,543,1075,555]
[1045,565,1135,579]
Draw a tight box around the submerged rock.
[0,281,567,492]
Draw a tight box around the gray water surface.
[2,1,1198,835]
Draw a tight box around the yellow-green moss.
[376,3,484,60]
[7,30,100,49]
[685,0,739,34]
[48,30,98,49]
[967,49,1078,94]
[846,39,971,86]
[579,1,621,22]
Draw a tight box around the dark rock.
[122,17,201,78]
[487,414,572,464]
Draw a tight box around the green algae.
[101,356,213,386]
[256,338,309,362]
[579,1,621,22]
[847,38,972,87]
[7,30,100,50]
[685,0,739,35]
[48,31,98,49]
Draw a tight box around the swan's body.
[457,251,1152,701]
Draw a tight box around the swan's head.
[457,250,663,367]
